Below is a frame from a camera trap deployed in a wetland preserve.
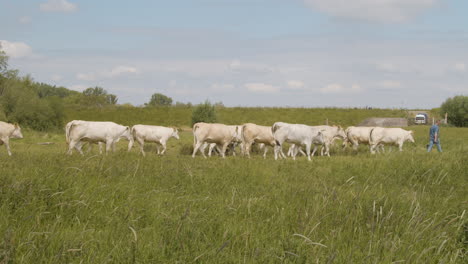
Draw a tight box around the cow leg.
[155,144,161,155]
[280,147,287,159]
[160,140,167,155]
[192,141,206,158]
[231,144,236,156]
[74,140,84,155]
[263,147,268,159]
[325,143,330,157]
[311,145,318,157]
[136,138,145,157]
[98,142,104,154]
[201,142,209,156]
[398,142,403,152]
[274,144,280,160]
[208,143,215,157]
[3,138,12,156]
[105,139,113,155]
[305,143,312,161]
[287,145,294,157]
[244,141,253,158]
[75,141,84,155]
[67,140,76,155]
[220,142,229,158]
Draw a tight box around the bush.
[440,95,468,127]
[191,101,217,126]
[147,93,173,106]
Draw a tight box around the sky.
[1,0,467,108]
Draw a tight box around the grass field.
[0,112,467,263]
[65,107,407,129]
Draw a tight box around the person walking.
[427,120,442,152]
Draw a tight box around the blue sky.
[1,0,467,108]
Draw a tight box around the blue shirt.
[429,125,439,140]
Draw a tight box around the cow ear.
[14,123,19,128]
[410,130,414,134]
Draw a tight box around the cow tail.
[241,124,248,144]
[272,123,279,133]
[65,123,75,145]
[192,123,200,146]
[369,128,375,145]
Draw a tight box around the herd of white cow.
[0,120,416,159]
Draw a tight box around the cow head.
[406,130,415,143]
[12,123,24,139]
[172,128,180,140]
[336,126,347,140]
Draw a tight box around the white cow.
[285,125,346,159]
[0,121,23,156]
[192,123,241,158]
[311,125,347,157]
[369,127,415,154]
[65,120,104,154]
[241,123,277,158]
[272,122,324,161]
[66,121,133,155]
[201,125,243,157]
[344,126,384,152]
[129,125,180,156]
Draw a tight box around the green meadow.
[0,108,466,263]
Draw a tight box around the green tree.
[148,93,173,106]
[79,86,117,107]
[106,94,118,105]
[440,95,468,127]
[191,100,217,126]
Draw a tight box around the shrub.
[191,101,217,126]
[147,93,173,106]
[440,95,468,127]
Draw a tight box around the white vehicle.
[415,113,428,124]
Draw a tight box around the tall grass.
[0,123,466,263]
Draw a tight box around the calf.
[129,125,179,156]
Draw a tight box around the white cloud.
[0,40,33,58]
[286,80,305,89]
[76,65,138,81]
[40,0,77,13]
[320,83,363,94]
[454,63,466,73]
[107,65,138,77]
[245,83,279,93]
[18,16,32,24]
[303,0,439,23]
